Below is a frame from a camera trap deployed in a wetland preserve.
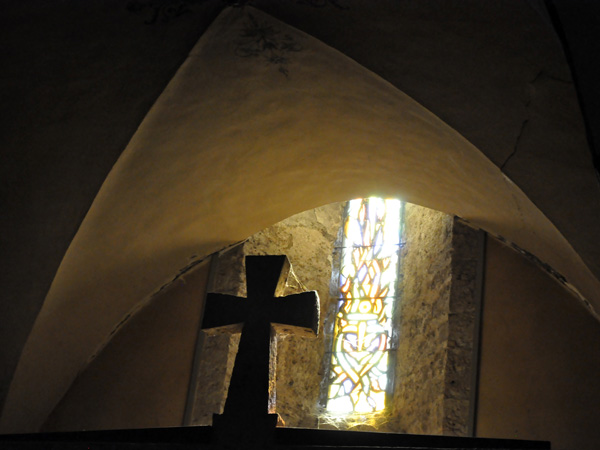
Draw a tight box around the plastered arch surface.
[3,7,599,433]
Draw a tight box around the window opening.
[326,197,404,414]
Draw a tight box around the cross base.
[212,412,279,449]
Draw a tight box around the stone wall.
[188,203,344,427]
[445,220,481,436]
[243,204,344,427]
[188,201,480,434]
[390,209,480,436]
[389,205,453,434]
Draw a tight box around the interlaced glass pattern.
[326,198,402,414]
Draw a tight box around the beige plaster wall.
[41,260,210,431]
[477,238,600,450]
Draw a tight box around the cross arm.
[201,292,249,330]
[270,291,320,335]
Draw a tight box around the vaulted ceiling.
[1,0,599,433]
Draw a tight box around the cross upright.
[201,255,319,445]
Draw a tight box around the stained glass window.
[326,197,403,414]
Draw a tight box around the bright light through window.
[326,198,403,414]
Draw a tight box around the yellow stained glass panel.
[326,197,402,414]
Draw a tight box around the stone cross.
[201,255,319,447]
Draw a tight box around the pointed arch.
[3,6,599,433]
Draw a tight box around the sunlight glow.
[326,198,402,414]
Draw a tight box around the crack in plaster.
[529,70,572,87]
[501,119,529,172]
[501,70,571,172]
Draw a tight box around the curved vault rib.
[2,5,599,433]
